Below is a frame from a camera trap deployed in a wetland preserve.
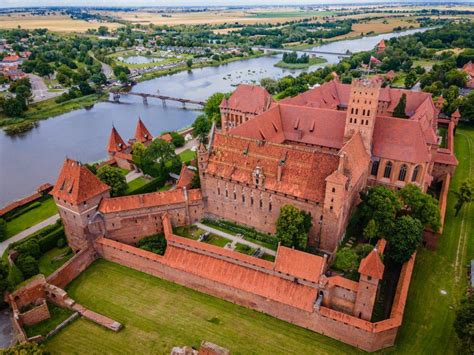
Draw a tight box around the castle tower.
[50,159,110,252]
[134,118,153,144]
[353,241,385,321]
[107,126,127,156]
[197,143,209,172]
[344,78,381,152]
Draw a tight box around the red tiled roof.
[107,127,127,153]
[434,150,458,166]
[327,275,359,291]
[281,80,349,110]
[452,109,461,119]
[358,248,384,279]
[377,39,386,49]
[205,133,339,203]
[463,61,474,76]
[340,132,370,183]
[114,151,133,162]
[274,246,325,283]
[98,188,202,213]
[2,55,20,62]
[159,133,173,143]
[134,118,153,143]
[373,116,431,163]
[51,159,110,204]
[36,183,53,193]
[230,104,347,149]
[220,84,273,114]
[176,164,195,189]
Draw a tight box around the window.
[398,164,408,181]
[251,197,254,206]
[367,110,370,116]
[269,202,272,212]
[383,161,392,178]
[371,160,379,176]
[259,199,263,208]
[233,192,236,200]
[332,187,336,193]
[225,189,228,198]
[217,187,220,195]
[412,165,421,182]
[242,195,245,203]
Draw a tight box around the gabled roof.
[107,127,127,153]
[134,118,153,143]
[274,246,325,283]
[220,84,273,114]
[176,164,195,189]
[205,133,339,203]
[281,80,350,110]
[51,159,109,204]
[358,248,384,279]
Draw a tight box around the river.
[0,28,429,206]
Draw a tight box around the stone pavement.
[194,222,276,256]
[0,214,60,256]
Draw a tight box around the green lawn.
[204,233,230,248]
[384,124,474,354]
[179,149,196,164]
[5,198,58,239]
[44,259,358,354]
[173,225,204,240]
[24,303,74,338]
[38,246,73,276]
[125,177,149,195]
[274,56,327,69]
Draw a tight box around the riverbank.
[274,56,327,69]
[1,93,108,134]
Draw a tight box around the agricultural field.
[0,13,122,33]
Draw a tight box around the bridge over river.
[253,46,351,58]
[112,91,206,108]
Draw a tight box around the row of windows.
[217,187,273,211]
[371,161,421,182]
[350,107,371,116]
[349,117,370,125]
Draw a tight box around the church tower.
[344,78,381,152]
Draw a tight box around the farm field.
[44,259,359,354]
[0,13,122,32]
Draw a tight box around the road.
[0,214,60,256]
[27,74,64,102]
[195,222,276,256]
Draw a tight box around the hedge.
[9,221,62,251]
[38,228,66,253]
[4,202,41,221]
[127,176,166,195]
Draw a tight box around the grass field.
[274,56,327,69]
[125,177,149,195]
[38,246,73,276]
[44,259,359,354]
[0,13,121,33]
[5,198,57,239]
[179,149,196,164]
[24,303,74,338]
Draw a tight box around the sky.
[0,0,466,9]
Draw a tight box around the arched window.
[412,165,421,182]
[398,164,408,181]
[383,161,392,178]
[371,160,380,176]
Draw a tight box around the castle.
[14,77,457,351]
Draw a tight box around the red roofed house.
[1,55,21,65]
[159,133,173,143]
[463,61,474,88]
[220,84,274,132]
[376,39,386,54]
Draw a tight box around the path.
[125,170,143,183]
[0,308,14,350]
[195,222,276,256]
[0,214,60,255]
[27,74,63,102]
[176,138,198,155]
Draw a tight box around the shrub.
[38,228,65,253]
[15,255,39,279]
[7,263,24,287]
[333,247,359,273]
[56,238,66,248]
[4,201,41,221]
[14,238,41,259]
[137,233,167,255]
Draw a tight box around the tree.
[398,184,441,232]
[454,178,474,216]
[97,165,127,197]
[98,26,109,36]
[118,72,129,84]
[0,261,8,305]
[2,342,46,355]
[192,114,211,143]
[404,71,417,89]
[454,295,474,353]
[386,216,423,264]
[186,58,193,68]
[142,139,180,178]
[3,97,25,117]
[0,218,6,241]
[132,142,146,171]
[460,90,474,122]
[260,77,278,94]
[204,92,225,123]
[276,205,311,251]
[170,131,185,147]
[333,247,359,273]
[359,186,402,238]
[15,254,39,279]
[137,233,167,255]
[363,219,378,241]
[393,93,408,118]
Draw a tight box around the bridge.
[253,47,351,58]
[112,91,205,108]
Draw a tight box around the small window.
[398,164,408,181]
[412,165,421,182]
[332,187,336,193]
[384,161,392,179]
[371,160,379,176]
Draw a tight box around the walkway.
[194,222,276,256]
[125,170,143,183]
[0,214,60,255]
[176,138,198,155]
[0,308,14,349]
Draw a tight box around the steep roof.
[377,39,386,49]
[176,164,196,189]
[205,133,339,203]
[107,127,127,153]
[51,159,110,204]
[98,188,202,213]
[358,248,384,279]
[274,246,325,283]
[220,84,273,114]
[134,118,153,143]
[230,104,347,149]
[373,116,431,163]
[281,80,350,110]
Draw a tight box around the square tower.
[344,78,381,152]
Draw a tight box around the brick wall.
[46,247,97,289]
[19,300,50,327]
[95,238,416,352]
[9,275,47,309]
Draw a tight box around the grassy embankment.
[274,56,327,69]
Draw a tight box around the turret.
[107,126,127,156]
[134,117,153,144]
[50,159,110,252]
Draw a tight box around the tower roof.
[452,109,461,118]
[107,127,127,153]
[51,159,110,204]
[377,39,386,49]
[358,248,385,279]
[134,118,153,143]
